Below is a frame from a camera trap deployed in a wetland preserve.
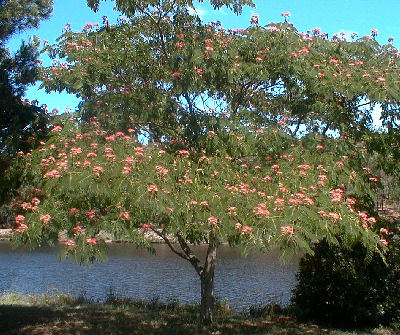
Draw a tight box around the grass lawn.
[0,293,395,335]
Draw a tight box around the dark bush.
[292,232,400,328]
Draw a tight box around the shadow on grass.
[0,301,331,335]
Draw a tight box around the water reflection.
[0,242,298,311]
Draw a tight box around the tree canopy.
[9,0,400,323]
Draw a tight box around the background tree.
[0,0,53,209]
[10,0,400,324]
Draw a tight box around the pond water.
[0,242,298,311]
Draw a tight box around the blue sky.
[7,0,399,114]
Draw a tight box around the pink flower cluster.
[51,125,63,133]
[208,216,219,225]
[358,211,377,229]
[330,188,344,202]
[253,203,270,216]
[235,223,253,235]
[155,165,169,176]
[15,215,28,232]
[147,184,159,193]
[120,211,131,221]
[86,238,97,245]
[318,211,341,221]
[92,165,104,176]
[288,193,314,206]
[281,225,294,235]
[40,214,51,224]
[43,169,61,179]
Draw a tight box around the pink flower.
[51,125,62,133]
[69,208,80,215]
[147,184,159,193]
[328,212,341,221]
[318,210,327,217]
[120,211,131,221]
[298,164,311,170]
[15,223,28,233]
[142,223,152,229]
[171,72,181,78]
[86,238,97,245]
[64,240,76,247]
[40,214,51,224]
[92,165,104,176]
[155,165,169,175]
[336,161,344,168]
[86,152,97,158]
[31,197,41,206]
[241,225,253,234]
[330,188,344,202]
[73,225,83,232]
[371,28,378,37]
[195,67,204,75]
[122,166,132,174]
[380,228,389,234]
[189,200,198,205]
[86,209,97,221]
[253,203,270,216]
[208,216,219,225]
[177,149,190,156]
[205,45,214,52]
[21,202,32,210]
[303,197,315,206]
[281,11,291,17]
[15,215,25,224]
[250,13,259,25]
[380,238,388,247]
[43,169,61,179]
[124,156,135,164]
[274,198,285,207]
[281,225,294,234]
[227,206,237,216]
[70,147,82,155]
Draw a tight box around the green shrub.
[292,230,400,328]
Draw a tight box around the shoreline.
[0,228,171,244]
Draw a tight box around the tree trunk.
[200,242,217,324]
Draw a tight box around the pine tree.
[0,0,53,206]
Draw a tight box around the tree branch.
[177,233,203,276]
[150,227,189,261]
[291,115,305,136]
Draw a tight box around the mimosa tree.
[9,0,400,323]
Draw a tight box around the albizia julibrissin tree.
[9,0,400,324]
